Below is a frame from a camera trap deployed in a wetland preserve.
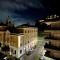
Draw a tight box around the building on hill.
[35,15,60,31]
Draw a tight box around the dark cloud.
[0,0,43,11]
[0,0,45,26]
[0,1,28,11]
[0,0,59,26]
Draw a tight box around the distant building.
[43,15,60,25]
[0,17,38,58]
[35,15,60,31]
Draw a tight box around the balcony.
[45,51,60,60]
[45,35,60,40]
[44,43,60,51]
[45,36,53,39]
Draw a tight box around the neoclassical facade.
[0,19,38,58]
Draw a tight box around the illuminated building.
[0,17,38,58]
[44,16,60,59]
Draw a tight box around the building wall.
[10,35,25,58]
[45,30,60,39]
[46,49,60,58]
[51,22,60,27]
[10,45,25,58]
[0,31,4,43]
[10,35,18,48]
[45,30,60,59]
[5,30,10,45]
[0,30,11,45]
[50,40,60,47]
[0,27,38,58]
[45,30,60,46]
[18,27,38,51]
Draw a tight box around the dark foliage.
[35,20,48,31]
[1,45,10,52]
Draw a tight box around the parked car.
[3,57,8,60]
[26,51,32,55]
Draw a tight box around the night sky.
[0,0,60,26]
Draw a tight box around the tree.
[1,45,10,52]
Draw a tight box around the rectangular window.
[20,50,22,54]
[25,30,26,33]
[15,50,16,54]
[28,41,29,43]
[20,43,22,46]
[28,30,29,33]
[0,42,1,47]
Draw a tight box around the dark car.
[26,51,31,55]
[26,50,33,55]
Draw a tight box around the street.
[20,36,46,60]
[20,35,54,60]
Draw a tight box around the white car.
[3,57,7,60]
